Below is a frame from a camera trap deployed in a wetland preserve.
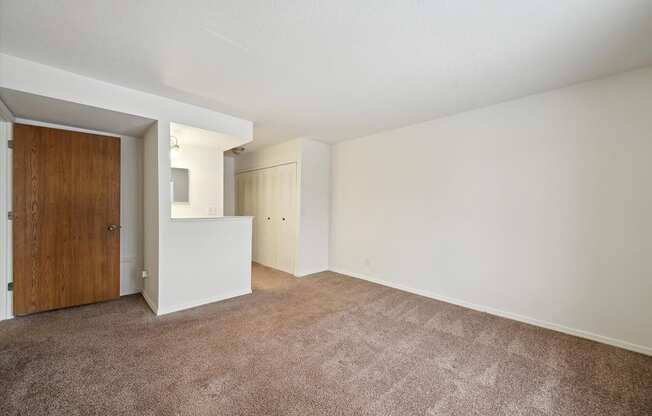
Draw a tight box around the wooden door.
[12,124,121,315]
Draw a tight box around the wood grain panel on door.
[12,124,121,315]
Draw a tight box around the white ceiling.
[1,1,651,149]
[0,88,155,137]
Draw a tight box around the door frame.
[0,114,130,319]
[12,123,122,315]
[0,99,15,321]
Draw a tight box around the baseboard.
[141,291,158,315]
[120,288,143,297]
[295,267,329,277]
[254,261,326,278]
[330,268,652,357]
[156,288,252,316]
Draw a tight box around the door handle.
[107,224,121,231]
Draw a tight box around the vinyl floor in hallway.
[1,264,651,415]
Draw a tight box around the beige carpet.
[1,264,650,415]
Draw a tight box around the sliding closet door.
[274,164,296,274]
[248,171,260,263]
[257,168,274,267]
[236,163,297,274]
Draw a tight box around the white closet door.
[236,163,297,274]
[259,168,276,268]
[250,171,261,263]
[274,164,296,274]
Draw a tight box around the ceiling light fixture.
[170,135,180,162]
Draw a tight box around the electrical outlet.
[141,270,149,280]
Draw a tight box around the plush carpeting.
[0,264,650,415]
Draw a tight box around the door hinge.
[7,282,13,291]
[7,211,13,220]
[7,140,13,149]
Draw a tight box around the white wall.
[119,136,144,295]
[171,144,222,218]
[224,155,236,216]
[11,119,144,298]
[142,123,159,311]
[330,66,652,355]
[159,217,252,315]
[0,54,254,315]
[236,139,301,172]
[296,140,330,276]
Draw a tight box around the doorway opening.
[0,88,155,316]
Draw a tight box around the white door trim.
[0,100,15,321]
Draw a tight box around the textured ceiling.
[1,0,652,149]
